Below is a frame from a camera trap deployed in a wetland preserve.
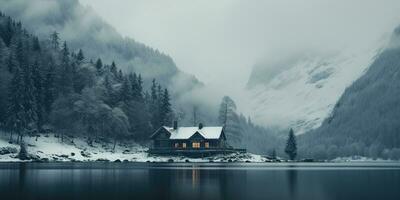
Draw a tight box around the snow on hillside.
[245,43,384,134]
[0,134,268,163]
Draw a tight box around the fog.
[2,0,400,128]
[80,0,400,94]
[2,0,400,156]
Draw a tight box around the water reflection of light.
[192,166,199,188]
[286,169,298,198]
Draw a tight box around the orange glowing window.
[192,142,200,148]
[205,142,210,148]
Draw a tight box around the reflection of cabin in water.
[149,121,245,157]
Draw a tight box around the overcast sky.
[79,0,400,92]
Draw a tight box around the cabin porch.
[148,147,246,157]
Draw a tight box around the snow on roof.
[163,126,223,140]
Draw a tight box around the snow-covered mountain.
[299,26,400,159]
[245,42,385,134]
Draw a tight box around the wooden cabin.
[149,122,244,157]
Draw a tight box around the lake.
[0,162,399,200]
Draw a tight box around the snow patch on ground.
[0,134,268,163]
[332,156,395,162]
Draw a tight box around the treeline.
[0,13,173,145]
[217,96,285,154]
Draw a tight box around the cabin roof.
[161,126,224,140]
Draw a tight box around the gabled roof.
[152,126,224,140]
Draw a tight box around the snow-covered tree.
[218,96,242,145]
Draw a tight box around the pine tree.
[6,54,17,73]
[21,63,38,135]
[156,85,163,125]
[129,73,137,97]
[160,88,172,126]
[6,66,26,142]
[131,73,143,101]
[119,76,133,103]
[58,41,73,95]
[137,74,143,101]
[218,96,242,144]
[157,85,162,102]
[150,79,158,102]
[43,63,55,116]
[110,61,117,77]
[61,41,69,60]
[0,41,8,126]
[32,60,44,130]
[150,79,160,129]
[104,75,117,106]
[285,128,297,160]
[117,69,123,81]
[271,149,277,160]
[3,22,38,142]
[77,49,84,63]
[2,17,14,46]
[50,31,60,49]
[218,96,236,125]
[15,39,26,67]
[144,91,151,104]
[247,117,253,126]
[95,58,103,73]
[32,37,40,51]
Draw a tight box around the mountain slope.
[0,0,202,93]
[245,44,383,134]
[299,27,400,160]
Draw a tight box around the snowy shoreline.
[1,134,398,163]
[0,134,269,163]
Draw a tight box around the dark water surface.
[0,162,400,200]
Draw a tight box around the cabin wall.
[152,129,171,148]
[169,139,222,149]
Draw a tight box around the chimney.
[198,123,203,129]
[173,121,178,130]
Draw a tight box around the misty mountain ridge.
[0,0,202,94]
[244,40,385,134]
[298,25,400,159]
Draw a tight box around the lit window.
[192,142,200,148]
[205,142,209,148]
[182,143,187,148]
[174,143,179,148]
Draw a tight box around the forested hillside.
[299,26,400,160]
[0,0,202,94]
[0,13,174,145]
[0,0,214,132]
